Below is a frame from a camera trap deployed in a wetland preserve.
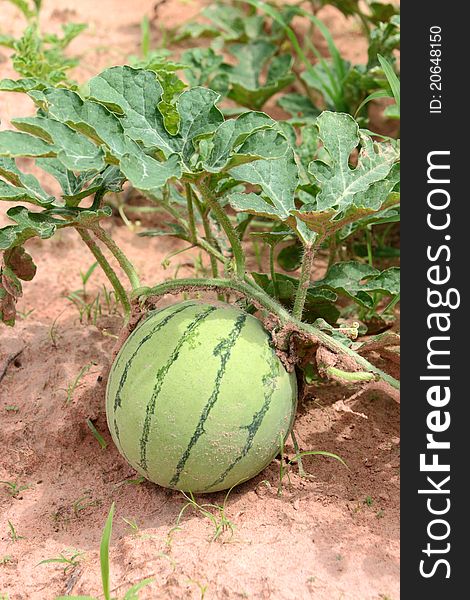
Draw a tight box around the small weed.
[277,435,347,495]
[376,510,385,519]
[61,363,95,404]
[122,517,139,534]
[4,405,19,413]
[72,490,102,518]
[187,579,208,599]
[66,264,120,325]
[0,481,31,497]
[55,503,154,600]
[49,313,63,348]
[0,555,13,565]
[7,520,24,542]
[113,476,146,489]
[364,496,374,507]
[156,552,177,570]
[37,550,83,574]
[86,419,108,449]
[17,308,35,319]
[175,488,236,543]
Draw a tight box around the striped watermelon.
[106,300,297,493]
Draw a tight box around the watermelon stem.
[269,244,279,301]
[190,185,222,280]
[292,243,315,320]
[89,223,140,291]
[76,227,131,322]
[196,179,246,279]
[134,277,400,393]
[185,183,198,245]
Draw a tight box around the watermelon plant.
[0,64,400,492]
[0,0,86,89]
[172,0,400,123]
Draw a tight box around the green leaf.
[355,163,400,210]
[204,111,276,171]
[312,261,400,308]
[249,229,291,246]
[151,67,186,135]
[88,66,176,156]
[0,131,56,158]
[182,47,226,87]
[308,112,399,212]
[0,205,111,251]
[12,116,105,171]
[0,34,16,49]
[6,0,36,19]
[120,154,182,193]
[0,77,46,92]
[252,271,339,323]
[224,41,294,109]
[0,206,67,250]
[176,87,224,165]
[229,150,299,220]
[277,93,320,122]
[29,88,139,160]
[35,158,83,197]
[355,89,392,117]
[0,158,54,205]
[228,192,282,219]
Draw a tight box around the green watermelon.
[106,300,298,493]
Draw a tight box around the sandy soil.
[0,2,400,599]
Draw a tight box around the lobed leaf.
[308,112,399,212]
[0,130,56,158]
[0,158,54,205]
[312,261,400,308]
[229,151,299,220]
[88,66,176,156]
[12,116,105,171]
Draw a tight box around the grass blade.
[242,0,319,89]
[100,503,115,600]
[355,89,392,117]
[86,419,108,449]
[141,16,151,59]
[378,54,400,111]
[123,578,155,599]
[296,7,347,82]
[81,261,98,286]
[290,450,348,469]
[242,0,346,109]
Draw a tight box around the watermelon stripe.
[113,302,195,413]
[204,348,280,491]
[139,306,217,472]
[113,417,134,466]
[169,312,248,488]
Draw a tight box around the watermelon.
[106,300,297,493]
